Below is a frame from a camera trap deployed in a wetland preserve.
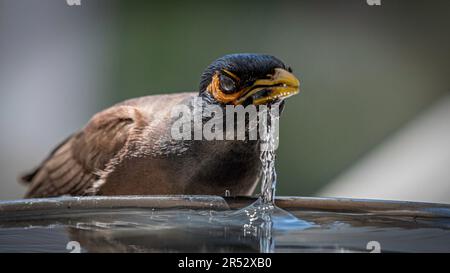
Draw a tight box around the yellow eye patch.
[207,73,243,103]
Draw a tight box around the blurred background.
[0,0,449,203]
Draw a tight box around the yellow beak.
[234,68,300,105]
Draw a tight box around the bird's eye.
[219,74,236,94]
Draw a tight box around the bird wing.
[23,105,148,198]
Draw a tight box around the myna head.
[199,53,300,106]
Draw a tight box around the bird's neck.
[187,95,263,145]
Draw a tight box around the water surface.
[1,197,449,253]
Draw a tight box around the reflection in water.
[64,206,311,253]
[1,206,449,253]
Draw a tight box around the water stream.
[226,102,307,253]
[259,105,278,205]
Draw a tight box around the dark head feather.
[199,53,288,94]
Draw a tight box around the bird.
[21,53,300,198]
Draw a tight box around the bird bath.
[0,195,449,253]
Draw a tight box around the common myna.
[21,54,300,198]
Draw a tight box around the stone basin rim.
[0,195,448,219]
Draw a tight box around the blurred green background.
[1,0,449,200]
[111,0,450,196]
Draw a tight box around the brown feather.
[23,92,261,198]
[24,102,151,198]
